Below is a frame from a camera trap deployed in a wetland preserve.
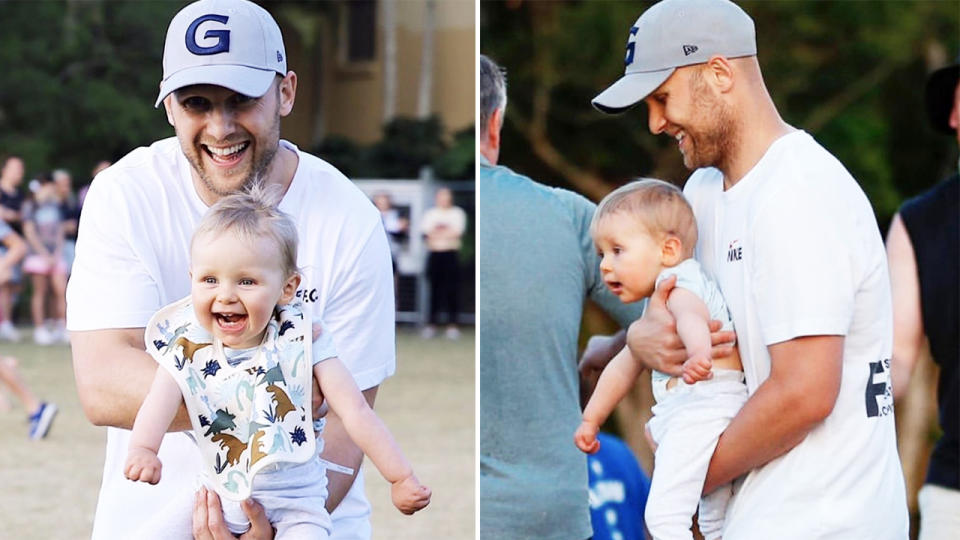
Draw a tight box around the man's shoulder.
[769,131,853,188]
[482,163,594,214]
[94,138,183,191]
[286,146,380,226]
[902,172,959,217]
[292,146,349,181]
[81,138,191,220]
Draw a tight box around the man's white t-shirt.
[683,131,908,539]
[66,137,396,540]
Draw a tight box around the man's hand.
[192,487,274,540]
[626,276,686,375]
[573,420,601,454]
[578,332,626,381]
[626,276,736,374]
[390,474,432,515]
[124,447,162,484]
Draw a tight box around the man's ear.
[487,107,503,151]
[279,273,301,305]
[278,72,297,117]
[661,235,684,266]
[705,55,735,94]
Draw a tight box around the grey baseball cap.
[592,0,756,114]
[155,0,287,108]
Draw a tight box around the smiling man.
[593,0,908,538]
[66,1,395,538]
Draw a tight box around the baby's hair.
[591,178,698,258]
[192,183,299,278]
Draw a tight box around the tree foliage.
[481,0,958,228]
[0,0,188,179]
[313,116,475,180]
[0,1,474,183]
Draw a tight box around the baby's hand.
[391,474,431,515]
[574,420,601,454]
[682,353,713,384]
[125,447,162,484]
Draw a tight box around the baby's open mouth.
[215,313,247,329]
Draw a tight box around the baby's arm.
[666,287,713,384]
[124,368,183,484]
[314,359,431,515]
[575,345,645,454]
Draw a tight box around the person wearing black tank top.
[887,56,959,540]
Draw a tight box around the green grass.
[0,327,474,539]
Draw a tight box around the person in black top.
[0,156,26,233]
[887,56,959,539]
[0,155,26,341]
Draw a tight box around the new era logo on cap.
[593,0,757,114]
[155,0,288,108]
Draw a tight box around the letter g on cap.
[186,14,230,55]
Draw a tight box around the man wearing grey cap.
[67,1,395,538]
[594,0,908,538]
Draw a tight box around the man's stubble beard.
[188,112,282,198]
[686,75,738,173]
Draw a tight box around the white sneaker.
[33,327,54,346]
[53,321,70,345]
[420,325,436,339]
[445,327,461,340]
[0,321,20,342]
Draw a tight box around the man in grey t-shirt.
[478,54,643,540]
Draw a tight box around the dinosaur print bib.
[145,296,316,501]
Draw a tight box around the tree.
[482,0,958,228]
[0,0,187,178]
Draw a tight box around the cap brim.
[925,64,959,134]
[155,65,278,108]
[592,68,675,115]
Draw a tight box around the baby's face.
[189,230,295,349]
[593,213,664,303]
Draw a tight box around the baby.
[574,179,747,540]
[124,187,430,537]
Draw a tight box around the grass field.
[0,327,475,539]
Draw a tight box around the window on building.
[346,0,376,62]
